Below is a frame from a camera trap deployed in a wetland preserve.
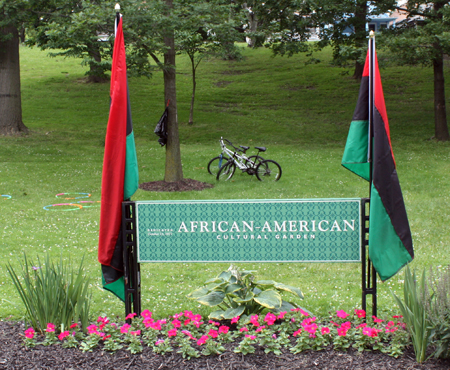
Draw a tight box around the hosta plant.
[187,265,305,321]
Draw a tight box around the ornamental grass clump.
[7,253,91,334]
[424,265,450,359]
[392,266,431,363]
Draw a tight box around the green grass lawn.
[0,43,449,322]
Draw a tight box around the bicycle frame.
[219,137,261,171]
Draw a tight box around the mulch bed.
[139,179,213,192]
[2,321,450,370]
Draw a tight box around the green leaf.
[273,300,296,313]
[274,282,304,298]
[205,282,227,291]
[204,277,223,284]
[197,291,226,307]
[222,306,245,319]
[218,271,232,281]
[233,291,254,303]
[209,309,226,320]
[225,283,242,294]
[255,280,276,287]
[187,287,209,299]
[254,289,282,309]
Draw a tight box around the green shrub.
[424,265,450,359]
[392,266,431,363]
[187,264,305,322]
[7,253,91,333]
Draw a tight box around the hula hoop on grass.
[43,203,83,211]
[76,200,101,208]
[1,195,12,199]
[56,192,91,200]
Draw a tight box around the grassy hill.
[0,43,449,321]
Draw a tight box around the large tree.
[0,1,29,135]
[28,0,116,83]
[379,1,450,141]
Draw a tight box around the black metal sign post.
[122,199,377,318]
[122,201,141,318]
[361,198,377,318]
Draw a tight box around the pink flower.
[70,323,78,329]
[120,323,131,334]
[356,323,367,329]
[24,327,35,339]
[372,316,384,323]
[250,315,260,327]
[336,310,349,319]
[171,319,181,328]
[272,334,277,339]
[173,312,183,319]
[155,339,165,346]
[341,321,352,330]
[240,327,249,332]
[208,329,218,338]
[255,325,266,333]
[245,335,256,340]
[277,311,287,320]
[337,326,348,336]
[299,309,309,316]
[184,319,191,326]
[182,330,195,340]
[321,327,330,335]
[264,312,277,326]
[125,312,137,320]
[58,331,70,341]
[231,316,240,324]
[354,309,366,318]
[304,323,318,335]
[167,328,177,337]
[45,323,55,333]
[97,316,109,324]
[131,330,141,336]
[293,328,302,336]
[209,320,220,326]
[363,327,381,338]
[141,309,152,318]
[87,324,98,334]
[197,335,209,345]
[218,325,229,334]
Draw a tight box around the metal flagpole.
[115,3,121,36]
[364,30,377,318]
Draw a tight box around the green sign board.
[135,199,362,263]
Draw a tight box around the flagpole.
[115,3,121,36]
[367,30,377,318]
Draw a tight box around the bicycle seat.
[240,145,250,151]
[255,146,266,152]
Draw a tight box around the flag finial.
[115,3,120,11]
[369,30,375,38]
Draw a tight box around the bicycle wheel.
[208,155,228,176]
[256,159,282,181]
[216,161,236,181]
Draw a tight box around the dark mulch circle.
[2,321,450,370]
[139,179,213,192]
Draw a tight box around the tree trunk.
[0,26,28,135]
[188,55,196,125]
[163,0,183,182]
[352,1,367,80]
[433,54,450,141]
[87,43,108,83]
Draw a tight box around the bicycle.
[208,137,282,181]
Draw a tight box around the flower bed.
[22,308,410,359]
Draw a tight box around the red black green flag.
[98,16,139,301]
[342,41,414,281]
